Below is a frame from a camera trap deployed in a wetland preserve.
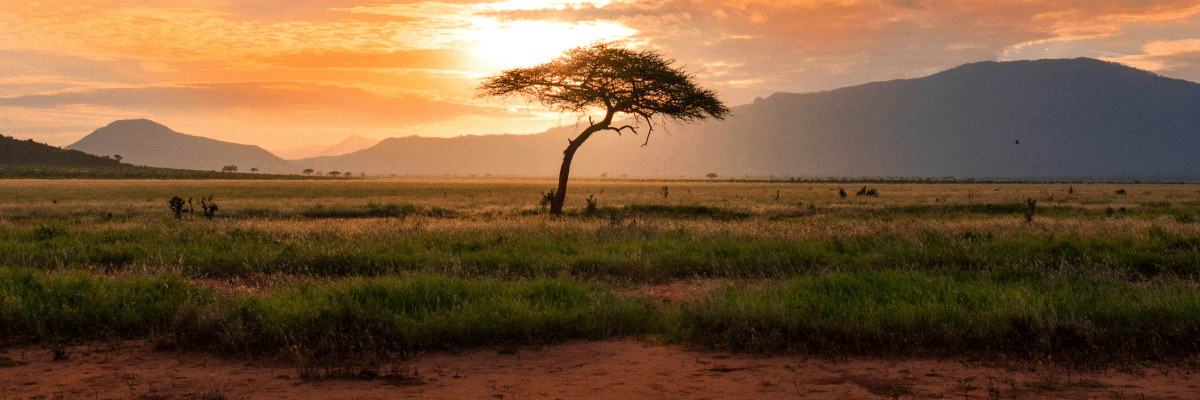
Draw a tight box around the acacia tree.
[477,42,729,215]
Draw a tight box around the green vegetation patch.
[225,276,652,354]
[664,271,1200,361]
[5,268,1200,361]
[0,269,212,340]
[7,222,1200,281]
[0,269,652,355]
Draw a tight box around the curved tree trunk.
[549,147,577,216]
[549,113,613,216]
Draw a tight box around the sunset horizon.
[3,0,1200,152]
[7,2,1200,396]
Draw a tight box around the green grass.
[5,268,1199,362]
[0,269,211,340]
[662,271,1200,362]
[0,268,653,355]
[3,179,1200,362]
[5,218,1200,281]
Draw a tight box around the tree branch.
[639,113,655,147]
[604,125,639,136]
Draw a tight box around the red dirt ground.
[2,338,1197,399]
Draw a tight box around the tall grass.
[0,269,210,340]
[5,268,1199,362]
[4,179,1200,360]
[4,218,1200,281]
[0,269,652,355]
[662,271,1200,362]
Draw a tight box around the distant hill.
[294,58,1200,180]
[0,134,318,179]
[275,135,380,160]
[67,119,295,174]
[1,134,120,167]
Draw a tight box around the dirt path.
[1,339,1196,399]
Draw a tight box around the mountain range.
[66,119,294,173]
[273,135,380,160]
[63,58,1200,179]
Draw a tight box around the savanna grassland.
[3,178,1200,365]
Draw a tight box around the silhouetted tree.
[250,167,258,173]
[303,169,314,175]
[113,154,122,164]
[706,173,718,179]
[221,165,237,173]
[328,171,341,177]
[477,42,729,215]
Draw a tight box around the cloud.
[1099,38,1200,73]
[249,49,469,70]
[478,0,1200,100]
[0,81,493,126]
[2,0,1200,147]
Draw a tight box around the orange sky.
[2,0,1200,152]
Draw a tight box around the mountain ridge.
[275,135,380,160]
[293,57,1200,179]
[67,119,295,173]
[66,58,1200,179]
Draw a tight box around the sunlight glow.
[467,20,636,70]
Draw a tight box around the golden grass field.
[3,178,1199,243]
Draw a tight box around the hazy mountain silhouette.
[67,119,294,173]
[1,134,120,167]
[294,58,1200,179]
[275,135,380,160]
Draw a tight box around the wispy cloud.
[1102,39,1200,72]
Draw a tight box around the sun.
[467,19,636,70]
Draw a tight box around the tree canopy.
[478,42,729,146]
[477,42,729,215]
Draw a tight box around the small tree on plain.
[477,42,729,216]
[222,165,238,173]
[706,173,718,179]
[303,169,314,175]
[250,167,258,173]
[328,171,341,177]
[113,155,123,164]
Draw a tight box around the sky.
[2,0,1200,153]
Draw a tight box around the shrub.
[540,189,556,210]
[168,196,186,219]
[585,195,598,216]
[200,195,219,219]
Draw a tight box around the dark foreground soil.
[1,338,1197,399]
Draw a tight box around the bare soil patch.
[1,339,1196,399]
